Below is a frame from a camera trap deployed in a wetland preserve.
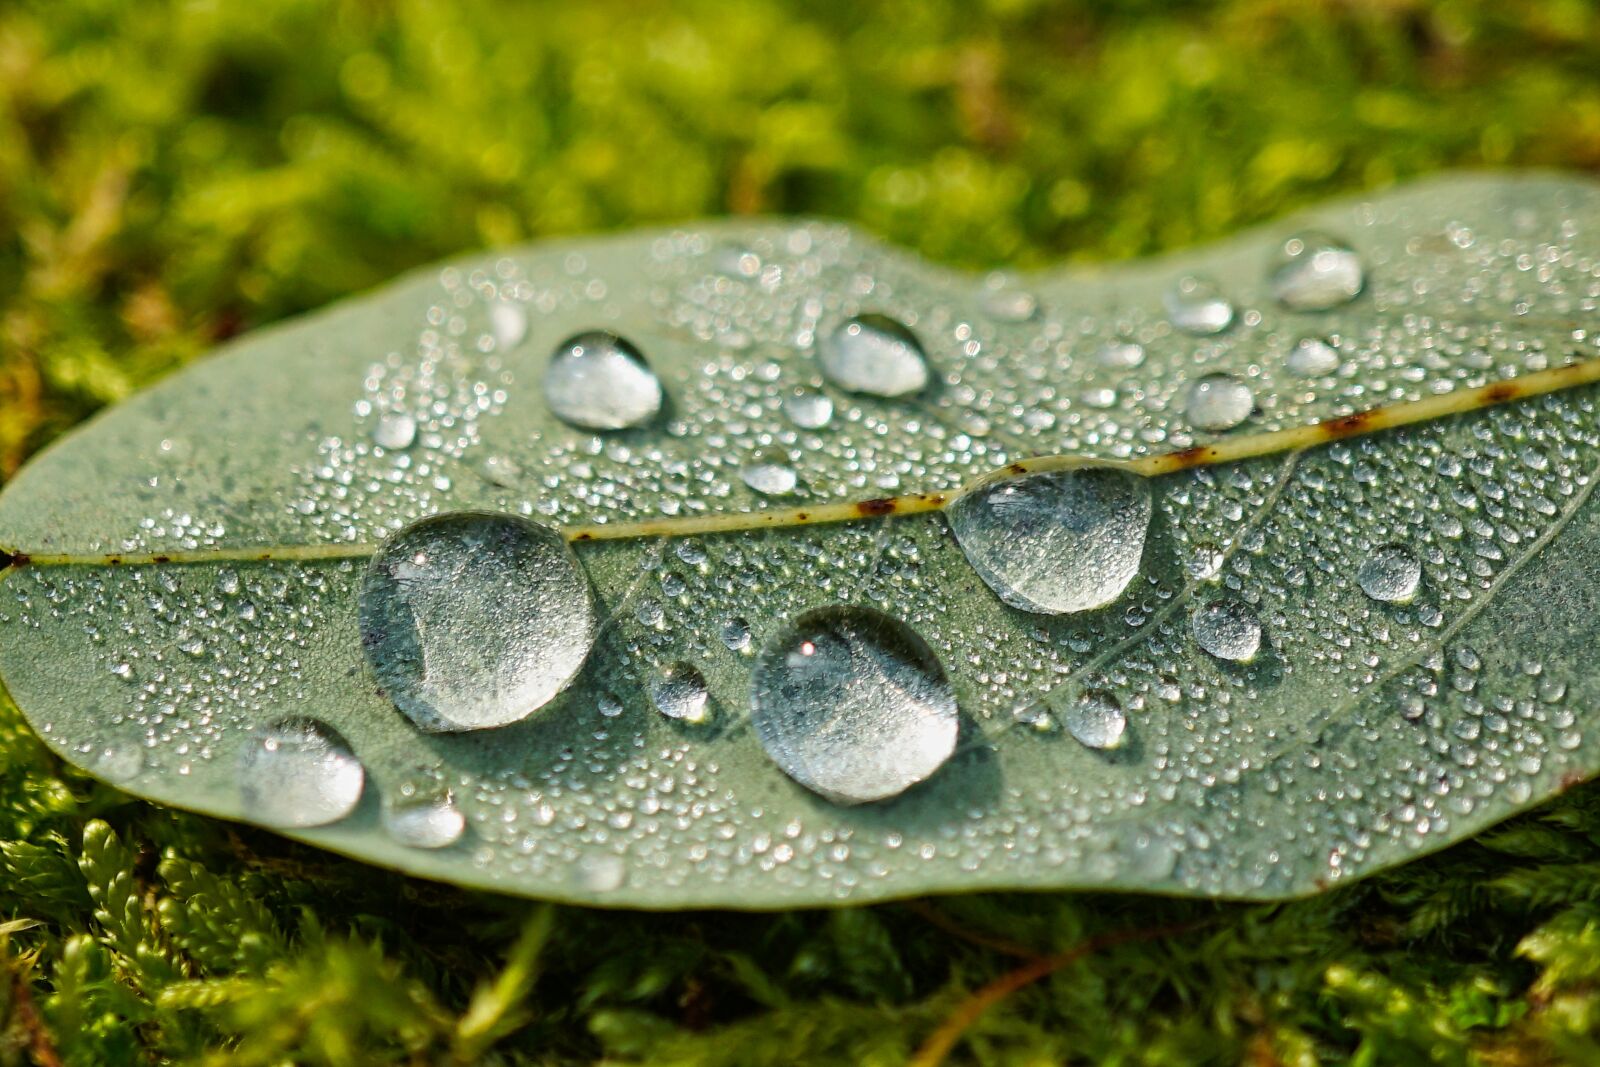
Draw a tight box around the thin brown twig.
[907,918,1209,1067]
[899,900,1042,960]
[10,966,64,1067]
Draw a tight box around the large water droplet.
[1061,689,1127,750]
[741,448,799,496]
[1357,544,1422,603]
[1191,599,1262,662]
[1164,277,1234,335]
[543,331,663,431]
[1184,373,1255,432]
[751,606,959,805]
[373,412,417,450]
[949,466,1152,615]
[383,791,466,849]
[818,314,930,397]
[1270,232,1365,311]
[1286,336,1341,377]
[650,661,711,724]
[240,719,364,828]
[359,513,596,732]
[783,388,835,429]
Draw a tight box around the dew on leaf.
[1096,340,1146,369]
[358,512,596,732]
[1270,232,1365,311]
[543,331,663,431]
[1357,544,1423,603]
[373,412,417,450]
[383,791,466,849]
[740,448,799,496]
[782,388,835,429]
[490,302,528,350]
[650,661,711,723]
[1164,276,1234,335]
[1185,373,1255,431]
[1061,689,1128,750]
[1191,599,1263,662]
[240,719,364,829]
[750,606,958,805]
[1286,336,1342,377]
[818,314,930,397]
[981,283,1039,322]
[948,465,1152,615]
[720,616,752,652]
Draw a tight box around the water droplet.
[359,513,596,732]
[650,661,711,724]
[1061,690,1127,750]
[1270,232,1365,311]
[740,448,799,496]
[1286,336,1341,377]
[88,742,144,783]
[1190,599,1262,662]
[1185,373,1255,432]
[751,606,959,805]
[477,453,522,488]
[543,331,663,431]
[1164,276,1234,335]
[949,465,1152,615]
[383,792,466,849]
[491,303,528,349]
[374,412,417,450]
[783,388,834,429]
[240,719,364,828]
[982,286,1039,322]
[1082,386,1119,410]
[1357,544,1422,604]
[1096,341,1146,370]
[720,616,752,652]
[574,853,627,892]
[818,314,930,397]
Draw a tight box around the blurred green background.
[4,1,1600,1064]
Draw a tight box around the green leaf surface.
[2,172,1599,908]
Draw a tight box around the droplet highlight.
[359,513,597,732]
[751,606,959,805]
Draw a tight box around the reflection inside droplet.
[240,718,364,828]
[543,331,664,431]
[818,314,930,397]
[1270,231,1365,311]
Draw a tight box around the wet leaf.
[2,174,1600,906]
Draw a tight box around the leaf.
[2,173,1600,907]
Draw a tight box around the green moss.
[3,0,1600,1062]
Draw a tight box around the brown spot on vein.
[1167,446,1215,470]
[1323,412,1371,438]
[1482,382,1519,404]
[857,497,898,517]
[0,550,26,570]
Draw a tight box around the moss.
[3,0,1600,1062]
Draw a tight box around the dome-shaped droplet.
[720,616,752,652]
[741,448,799,496]
[240,719,364,828]
[783,388,835,429]
[981,284,1039,322]
[1164,276,1234,335]
[491,303,528,349]
[359,512,596,732]
[373,412,417,450]
[1357,544,1422,603]
[1191,599,1262,662]
[1286,336,1341,377]
[818,314,930,398]
[543,331,663,431]
[751,606,958,805]
[383,792,466,849]
[1061,689,1127,750]
[949,465,1152,615]
[1185,373,1255,432]
[650,661,711,724]
[1096,340,1146,370]
[1270,232,1365,311]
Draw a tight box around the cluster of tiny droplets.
[6,179,1600,902]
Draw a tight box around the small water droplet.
[1185,373,1255,432]
[1270,232,1365,311]
[374,412,417,450]
[650,661,711,724]
[1164,276,1234,335]
[982,286,1039,322]
[383,792,466,849]
[818,314,929,397]
[741,448,799,496]
[1082,386,1119,409]
[783,388,834,429]
[359,513,596,732]
[751,606,958,805]
[491,303,528,349]
[1061,689,1127,750]
[1191,599,1262,662]
[949,466,1152,615]
[240,719,364,828]
[1096,340,1146,370]
[1357,544,1422,604]
[477,453,522,488]
[1286,336,1341,377]
[574,853,627,892]
[720,616,752,652]
[543,331,663,431]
